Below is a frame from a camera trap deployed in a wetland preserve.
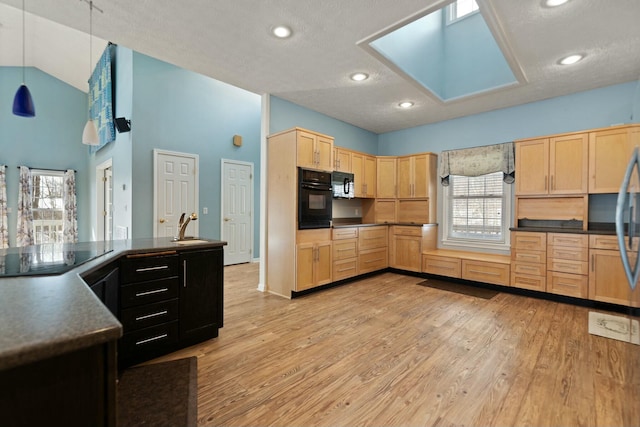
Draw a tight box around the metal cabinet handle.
[135,288,168,297]
[183,260,187,288]
[136,334,168,346]
[135,310,168,321]
[135,265,169,273]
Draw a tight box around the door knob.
[224,217,232,222]
[159,218,166,223]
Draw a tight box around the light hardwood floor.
[150,263,640,426]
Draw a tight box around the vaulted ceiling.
[0,0,638,134]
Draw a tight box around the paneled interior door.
[154,150,199,238]
[221,159,253,265]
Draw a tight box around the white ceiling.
[0,0,638,134]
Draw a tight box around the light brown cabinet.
[588,126,636,193]
[373,199,397,224]
[546,233,588,298]
[389,226,423,272]
[334,147,352,173]
[589,235,639,307]
[297,130,334,171]
[352,152,376,198]
[515,134,588,196]
[296,240,332,291]
[332,227,359,281]
[511,231,547,292]
[397,154,435,199]
[376,157,397,198]
[358,226,388,273]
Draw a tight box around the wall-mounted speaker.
[233,135,242,147]
[115,117,131,133]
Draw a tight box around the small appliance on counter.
[332,171,354,199]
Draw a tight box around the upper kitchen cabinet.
[334,147,352,172]
[588,125,638,193]
[515,133,588,196]
[352,152,376,198]
[397,153,437,199]
[376,156,397,198]
[297,129,334,171]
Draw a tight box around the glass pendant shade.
[12,84,35,117]
[82,119,99,145]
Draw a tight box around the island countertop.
[0,237,226,371]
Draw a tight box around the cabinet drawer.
[120,320,179,358]
[359,248,388,274]
[548,233,587,248]
[462,260,510,286]
[120,298,179,333]
[511,272,546,292]
[547,271,588,298]
[513,262,546,276]
[547,258,588,275]
[120,277,179,308]
[358,227,388,250]
[511,250,546,264]
[333,258,358,281]
[333,239,358,260]
[121,253,179,284]
[512,232,546,251]
[589,234,639,251]
[422,255,461,278]
[392,226,423,237]
[332,227,358,240]
[547,246,588,261]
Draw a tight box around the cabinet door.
[589,249,640,307]
[316,135,334,171]
[351,153,365,197]
[515,139,549,195]
[179,248,223,344]
[296,131,317,169]
[376,157,397,198]
[364,155,377,198]
[391,235,422,272]
[589,127,633,193]
[315,241,333,286]
[549,133,588,194]
[335,148,352,172]
[397,156,412,198]
[412,154,430,198]
[296,243,316,291]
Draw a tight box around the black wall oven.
[298,168,332,229]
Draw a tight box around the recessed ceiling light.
[350,72,369,82]
[559,54,584,65]
[272,25,292,38]
[398,101,414,109]
[545,0,569,7]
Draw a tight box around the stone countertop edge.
[0,237,226,371]
[332,223,438,228]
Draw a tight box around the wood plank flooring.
[149,263,640,426]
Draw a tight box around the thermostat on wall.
[233,135,242,147]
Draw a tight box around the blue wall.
[130,52,262,254]
[0,67,89,245]
[269,96,378,154]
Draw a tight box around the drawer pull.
[135,310,169,321]
[337,266,355,272]
[468,269,500,276]
[432,265,455,270]
[135,287,169,297]
[365,258,383,263]
[519,266,538,272]
[518,278,538,285]
[135,334,168,346]
[135,265,169,273]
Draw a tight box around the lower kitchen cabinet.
[332,235,358,281]
[589,235,640,307]
[389,226,423,272]
[296,241,332,291]
[180,247,224,346]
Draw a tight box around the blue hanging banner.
[88,43,116,153]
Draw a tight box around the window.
[447,0,479,24]
[442,172,511,250]
[31,171,64,244]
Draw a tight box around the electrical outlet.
[203,207,208,214]
[355,208,360,216]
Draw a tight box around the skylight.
[358,1,524,103]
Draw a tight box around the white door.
[154,150,199,238]
[104,167,113,241]
[221,159,253,265]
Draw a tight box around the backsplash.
[332,198,363,218]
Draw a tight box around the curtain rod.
[17,166,76,173]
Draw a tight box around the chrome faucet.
[174,212,198,241]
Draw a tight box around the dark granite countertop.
[0,238,226,371]
[332,222,437,228]
[510,222,621,235]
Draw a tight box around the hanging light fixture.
[82,0,99,145]
[12,0,35,117]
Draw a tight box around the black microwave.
[332,171,354,199]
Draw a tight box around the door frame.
[153,149,200,238]
[96,158,112,241]
[220,158,254,262]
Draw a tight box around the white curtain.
[63,169,78,243]
[0,165,8,248]
[17,166,34,247]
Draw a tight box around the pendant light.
[12,0,35,117]
[82,0,99,145]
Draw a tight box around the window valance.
[439,142,515,186]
